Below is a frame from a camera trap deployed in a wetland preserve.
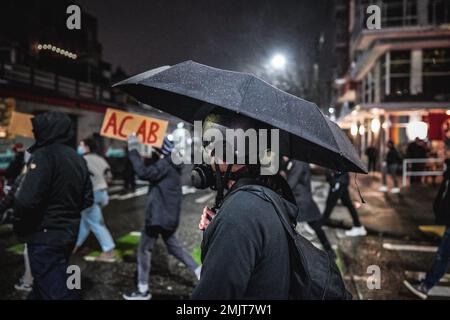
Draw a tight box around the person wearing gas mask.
[192,111,310,300]
[403,149,450,299]
[123,135,200,300]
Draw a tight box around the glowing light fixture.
[371,118,381,133]
[359,125,365,136]
[351,123,358,136]
[406,121,428,140]
[36,43,77,60]
[271,54,286,69]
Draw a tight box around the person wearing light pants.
[14,244,34,292]
[75,189,116,259]
[74,138,116,262]
[137,227,199,294]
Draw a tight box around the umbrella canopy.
[114,60,366,173]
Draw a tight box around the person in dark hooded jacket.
[123,135,199,300]
[13,111,93,300]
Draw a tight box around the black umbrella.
[114,60,366,173]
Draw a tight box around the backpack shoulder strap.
[228,179,297,235]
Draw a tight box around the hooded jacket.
[13,111,93,246]
[192,178,298,299]
[128,150,182,232]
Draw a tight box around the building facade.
[336,0,450,163]
[0,0,138,153]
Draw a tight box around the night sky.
[76,0,330,81]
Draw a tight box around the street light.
[406,121,428,140]
[271,54,286,69]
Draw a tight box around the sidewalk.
[309,172,446,300]
[311,172,439,240]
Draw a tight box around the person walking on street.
[320,170,367,237]
[379,140,402,194]
[73,138,116,262]
[406,138,428,184]
[282,158,335,258]
[13,111,93,300]
[403,149,450,299]
[365,145,378,173]
[5,143,25,185]
[123,135,199,300]
[123,147,136,192]
[0,165,34,292]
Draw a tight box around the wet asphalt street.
[0,172,449,300]
[0,181,210,300]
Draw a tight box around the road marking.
[405,271,450,283]
[429,286,450,297]
[351,276,364,300]
[6,243,24,255]
[418,225,446,238]
[109,187,148,201]
[83,231,142,263]
[383,243,437,252]
[195,192,215,204]
[108,185,123,194]
[182,185,197,195]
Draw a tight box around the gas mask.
[191,163,227,210]
[191,162,261,210]
[192,110,271,209]
[191,164,215,190]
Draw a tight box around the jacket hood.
[29,111,75,153]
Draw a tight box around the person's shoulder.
[30,146,52,163]
[87,153,108,164]
[159,157,180,171]
[219,188,276,225]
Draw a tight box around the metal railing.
[402,158,445,187]
[0,61,129,105]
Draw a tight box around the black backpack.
[232,183,351,300]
